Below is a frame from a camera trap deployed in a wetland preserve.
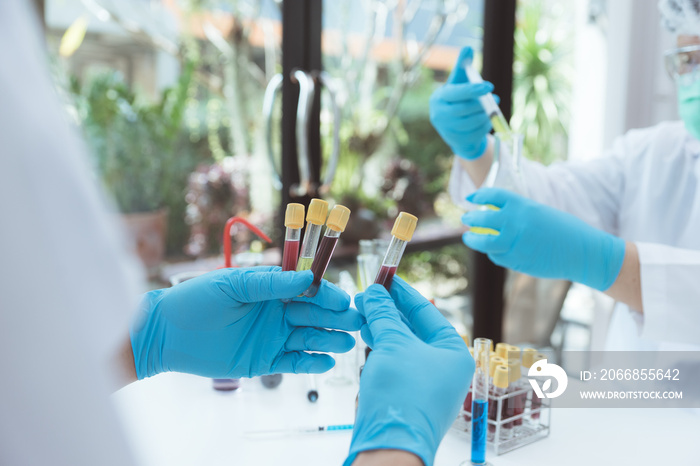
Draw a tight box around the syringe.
[282,203,305,271]
[464,63,513,139]
[296,198,329,272]
[374,212,418,290]
[245,423,353,438]
[303,205,351,297]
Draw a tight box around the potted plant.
[70,62,197,274]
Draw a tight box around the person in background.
[430,0,700,352]
[0,2,472,465]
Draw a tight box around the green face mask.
[678,78,700,141]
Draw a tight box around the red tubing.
[222,216,273,268]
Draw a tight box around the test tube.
[470,337,491,465]
[507,345,521,363]
[303,205,351,297]
[261,373,283,388]
[296,199,329,272]
[521,348,536,404]
[522,348,537,372]
[529,352,547,420]
[212,378,240,391]
[462,347,475,420]
[506,358,525,427]
[489,365,512,440]
[489,355,505,387]
[357,240,378,291]
[464,63,513,138]
[374,212,418,290]
[306,374,319,402]
[282,203,305,271]
[495,342,508,359]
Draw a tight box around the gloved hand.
[430,46,496,160]
[130,266,363,380]
[462,188,626,291]
[346,277,474,466]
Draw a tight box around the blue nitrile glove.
[346,278,474,466]
[130,266,363,380]
[430,46,496,160]
[461,188,626,291]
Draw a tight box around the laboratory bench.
[114,370,699,466]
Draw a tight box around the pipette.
[471,337,491,465]
[374,212,418,290]
[282,203,305,271]
[296,198,329,272]
[303,205,351,297]
[245,423,353,438]
[464,62,513,139]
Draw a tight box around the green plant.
[70,61,204,252]
[395,66,455,210]
[399,244,470,298]
[512,0,573,165]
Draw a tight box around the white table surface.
[113,372,700,466]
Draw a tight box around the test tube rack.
[452,380,551,455]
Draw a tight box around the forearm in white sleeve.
[0,2,142,465]
[637,243,700,346]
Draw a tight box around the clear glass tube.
[483,133,528,197]
[470,134,528,237]
[303,228,341,297]
[471,338,491,465]
[282,227,301,271]
[296,223,323,271]
[374,236,407,290]
[356,240,375,291]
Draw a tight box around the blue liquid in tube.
[471,398,488,464]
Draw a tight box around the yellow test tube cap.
[507,358,522,382]
[326,205,351,232]
[533,353,548,366]
[507,345,521,361]
[494,365,510,389]
[495,342,508,359]
[391,212,418,242]
[522,348,537,368]
[489,356,505,377]
[284,203,305,229]
[306,199,329,225]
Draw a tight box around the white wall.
[603,0,678,147]
[568,0,607,162]
[568,0,678,161]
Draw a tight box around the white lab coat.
[449,122,700,351]
[0,2,143,464]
